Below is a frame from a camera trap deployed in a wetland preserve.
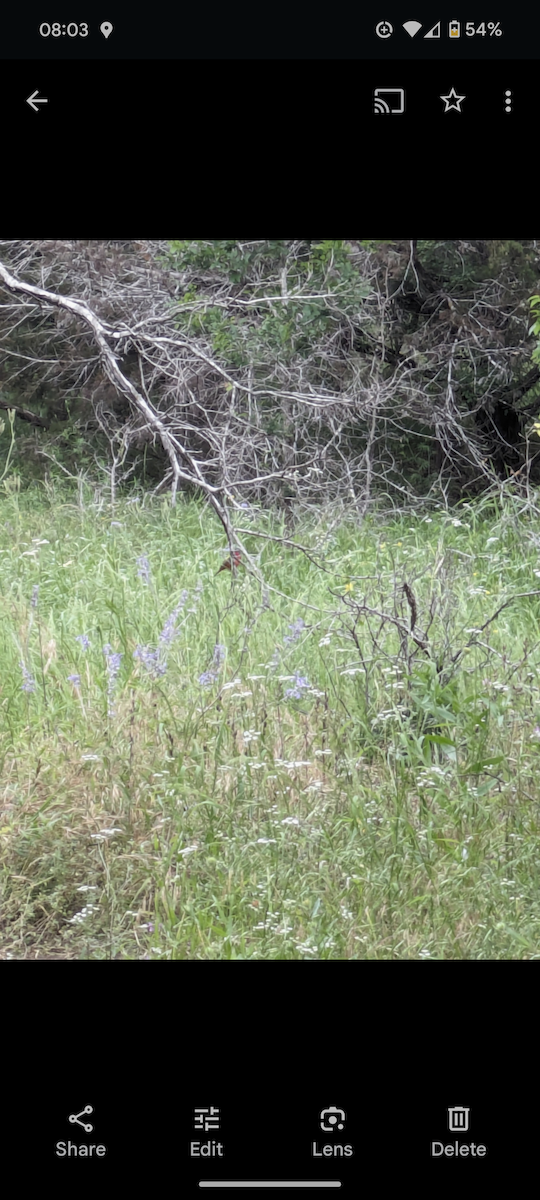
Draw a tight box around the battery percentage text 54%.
[465,21,502,35]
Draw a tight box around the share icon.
[68,1105,94,1133]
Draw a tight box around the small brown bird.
[216,549,242,575]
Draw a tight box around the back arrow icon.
[27,90,48,112]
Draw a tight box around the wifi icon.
[403,20,422,36]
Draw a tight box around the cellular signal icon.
[373,88,405,114]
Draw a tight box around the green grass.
[2,481,540,959]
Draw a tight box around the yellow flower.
[344,582,354,592]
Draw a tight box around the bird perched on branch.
[216,550,242,575]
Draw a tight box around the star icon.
[440,86,466,112]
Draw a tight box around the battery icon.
[449,20,460,37]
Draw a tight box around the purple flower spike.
[159,591,188,647]
[285,671,311,700]
[283,618,305,644]
[20,662,36,693]
[134,645,167,678]
[137,555,151,585]
[199,643,227,688]
[103,645,123,715]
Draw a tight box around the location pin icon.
[100,21,113,37]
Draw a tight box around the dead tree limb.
[0,258,243,555]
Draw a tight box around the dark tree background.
[1,239,539,514]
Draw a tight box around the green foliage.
[165,239,371,370]
[529,295,540,366]
[167,239,290,283]
[488,240,539,284]
[416,238,539,292]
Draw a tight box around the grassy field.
[2,481,540,959]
